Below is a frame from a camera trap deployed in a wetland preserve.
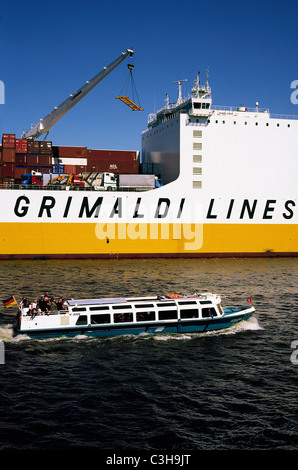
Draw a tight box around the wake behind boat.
[13,292,255,339]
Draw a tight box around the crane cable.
[116,63,144,111]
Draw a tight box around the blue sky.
[1,0,298,150]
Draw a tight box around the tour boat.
[15,292,255,339]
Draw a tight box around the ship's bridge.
[148,72,212,128]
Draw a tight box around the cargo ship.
[0,49,297,259]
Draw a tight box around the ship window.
[193,167,202,175]
[112,304,132,309]
[72,307,86,312]
[180,309,199,319]
[193,142,202,150]
[194,102,201,109]
[266,123,269,126]
[178,300,197,305]
[255,122,258,126]
[193,130,202,137]
[215,120,218,123]
[193,155,202,163]
[277,123,280,127]
[202,307,218,318]
[193,181,202,189]
[136,311,156,322]
[199,300,213,305]
[90,305,110,311]
[91,314,111,324]
[135,303,154,308]
[157,302,175,307]
[75,315,87,325]
[114,312,133,323]
[158,310,177,320]
[222,120,225,124]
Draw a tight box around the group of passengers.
[19,292,67,316]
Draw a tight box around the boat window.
[201,307,218,318]
[136,311,155,322]
[178,300,197,305]
[135,303,154,308]
[72,307,87,312]
[112,304,132,310]
[199,300,213,305]
[114,312,133,323]
[157,302,175,307]
[180,309,199,319]
[90,305,110,311]
[90,314,110,324]
[75,315,88,325]
[158,310,177,320]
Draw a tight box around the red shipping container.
[38,154,51,166]
[27,141,40,154]
[15,166,28,179]
[64,165,77,174]
[95,160,139,174]
[87,149,137,162]
[54,146,87,158]
[15,154,27,165]
[15,139,28,153]
[2,162,15,177]
[39,167,51,174]
[2,148,15,162]
[2,138,16,148]
[27,154,39,166]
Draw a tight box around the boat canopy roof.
[67,298,127,306]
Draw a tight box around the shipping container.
[87,149,138,162]
[27,141,40,154]
[2,134,16,149]
[39,141,53,155]
[15,139,28,153]
[2,148,15,163]
[52,164,64,174]
[39,154,52,166]
[64,165,77,174]
[15,154,27,166]
[0,151,2,164]
[2,162,15,177]
[27,154,39,166]
[90,160,140,174]
[15,166,27,179]
[39,167,52,174]
[53,146,87,158]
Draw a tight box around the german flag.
[3,296,17,308]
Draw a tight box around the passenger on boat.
[56,297,65,311]
[37,295,49,313]
[49,298,57,313]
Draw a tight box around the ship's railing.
[212,105,298,120]
[0,184,155,192]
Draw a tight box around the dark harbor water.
[0,258,297,454]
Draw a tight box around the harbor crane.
[23,48,134,141]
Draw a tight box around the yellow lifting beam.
[115,95,144,111]
[116,62,143,111]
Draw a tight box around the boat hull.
[16,308,255,339]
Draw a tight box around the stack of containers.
[52,146,88,174]
[1,134,16,184]
[86,149,139,174]
[1,133,141,185]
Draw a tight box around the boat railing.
[0,184,155,191]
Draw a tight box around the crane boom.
[23,48,134,140]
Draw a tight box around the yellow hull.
[0,222,297,258]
